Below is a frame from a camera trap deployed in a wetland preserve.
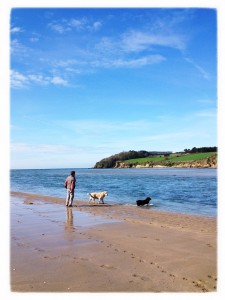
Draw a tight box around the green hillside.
[123,152,216,166]
[94,147,217,168]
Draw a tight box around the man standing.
[64,170,76,207]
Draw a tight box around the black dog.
[136,197,151,206]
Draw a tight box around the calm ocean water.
[10,168,217,217]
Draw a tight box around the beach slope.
[11,192,217,292]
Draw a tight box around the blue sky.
[10,7,217,169]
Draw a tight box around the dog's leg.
[99,198,104,204]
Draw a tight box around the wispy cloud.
[10,70,69,88]
[11,26,23,33]
[197,99,217,105]
[185,57,210,80]
[91,55,166,68]
[194,109,217,118]
[60,119,159,136]
[48,17,103,34]
[54,54,165,70]
[53,116,215,155]
[11,39,29,56]
[121,30,187,52]
[10,12,192,89]
[11,143,70,154]
[47,22,71,34]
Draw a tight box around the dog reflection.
[65,207,74,232]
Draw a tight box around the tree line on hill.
[94,147,217,168]
[184,147,217,153]
[94,150,170,168]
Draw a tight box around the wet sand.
[11,192,217,293]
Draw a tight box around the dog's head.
[103,191,108,196]
[146,197,151,201]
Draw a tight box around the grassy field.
[123,152,216,165]
[124,156,165,164]
[168,152,216,162]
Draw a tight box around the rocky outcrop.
[173,155,217,168]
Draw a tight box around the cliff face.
[170,155,217,168]
[114,155,217,169]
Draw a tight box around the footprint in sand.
[100,264,116,270]
[140,276,149,281]
[132,274,149,281]
[43,255,57,260]
[34,247,45,252]
[80,257,89,261]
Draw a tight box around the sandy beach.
[10,191,217,293]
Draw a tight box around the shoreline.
[11,190,216,218]
[11,192,217,292]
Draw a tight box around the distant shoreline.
[94,151,217,169]
[113,164,217,169]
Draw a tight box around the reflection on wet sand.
[65,207,74,233]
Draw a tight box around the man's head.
[70,171,75,176]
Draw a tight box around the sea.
[10,168,217,217]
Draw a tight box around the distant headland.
[94,147,217,169]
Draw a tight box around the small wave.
[123,203,154,207]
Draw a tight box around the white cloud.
[10,70,28,88]
[91,55,165,68]
[54,54,165,71]
[47,22,70,34]
[92,21,102,31]
[48,17,102,33]
[11,27,23,33]
[51,76,68,86]
[69,18,86,30]
[121,30,187,53]
[10,39,28,55]
[10,70,69,88]
[27,74,48,85]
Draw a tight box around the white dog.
[88,191,108,204]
